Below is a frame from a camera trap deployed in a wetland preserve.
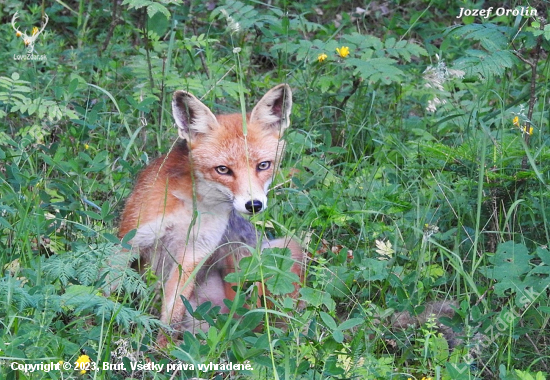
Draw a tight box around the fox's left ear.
[250,84,292,136]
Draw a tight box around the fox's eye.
[215,166,231,175]
[257,161,271,171]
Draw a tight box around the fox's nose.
[245,200,263,213]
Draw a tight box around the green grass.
[1,0,550,379]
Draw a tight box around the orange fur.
[117,85,304,346]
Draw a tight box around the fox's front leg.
[157,258,197,347]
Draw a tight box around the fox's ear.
[250,84,292,135]
[172,91,219,140]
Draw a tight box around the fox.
[117,84,304,346]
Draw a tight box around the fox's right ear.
[172,91,219,140]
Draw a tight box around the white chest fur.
[131,199,231,276]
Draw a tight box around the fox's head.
[172,84,292,215]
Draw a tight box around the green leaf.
[478,241,532,296]
[537,247,550,266]
[338,317,363,331]
[263,247,300,295]
[343,33,383,51]
[360,258,389,281]
[320,311,338,330]
[300,288,335,310]
[146,2,170,18]
[454,49,516,79]
[332,329,344,343]
[347,57,403,84]
[447,23,511,50]
[101,201,110,220]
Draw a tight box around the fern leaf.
[343,33,383,51]
[347,57,404,84]
[61,286,159,331]
[445,23,517,80]
[146,3,170,18]
[0,275,38,311]
[446,23,512,50]
[43,255,77,286]
[455,49,517,79]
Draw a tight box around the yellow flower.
[84,143,89,150]
[318,53,328,62]
[513,116,519,126]
[76,355,90,373]
[76,354,90,364]
[336,46,350,58]
[523,125,533,135]
[32,26,39,36]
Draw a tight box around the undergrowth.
[0,0,549,379]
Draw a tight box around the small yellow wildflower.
[318,53,328,62]
[32,26,39,36]
[75,354,90,374]
[336,46,350,58]
[513,116,519,126]
[523,125,533,135]
[84,143,89,150]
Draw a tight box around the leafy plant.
[1,0,550,378]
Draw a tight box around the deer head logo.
[11,12,49,54]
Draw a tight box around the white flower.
[423,57,464,112]
[375,239,394,260]
[220,9,241,33]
